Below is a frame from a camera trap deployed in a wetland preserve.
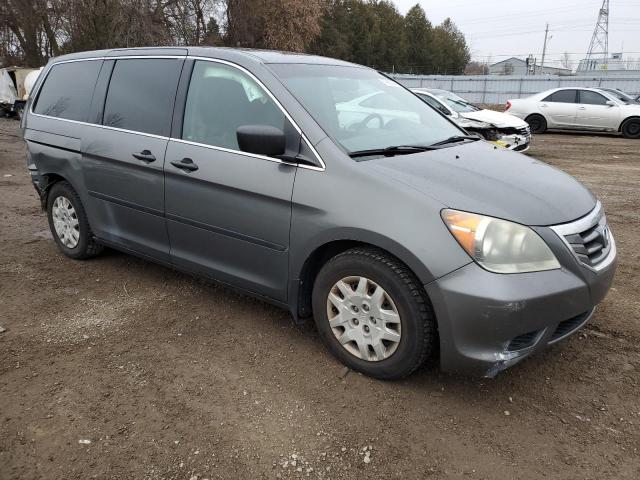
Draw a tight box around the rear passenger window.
[543,90,577,103]
[33,60,101,122]
[103,59,183,136]
[182,61,285,151]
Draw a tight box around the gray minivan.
[22,47,616,379]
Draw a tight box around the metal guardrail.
[390,74,640,104]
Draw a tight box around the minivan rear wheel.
[526,114,547,134]
[46,181,103,259]
[312,247,436,379]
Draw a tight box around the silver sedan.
[506,87,640,138]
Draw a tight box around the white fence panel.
[391,74,640,104]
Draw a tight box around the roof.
[49,46,359,68]
[490,57,527,67]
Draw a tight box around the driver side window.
[579,90,609,105]
[182,61,285,151]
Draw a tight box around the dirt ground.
[1,118,639,480]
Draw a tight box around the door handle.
[170,158,199,172]
[578,106,586,110]
[132,150,156,162]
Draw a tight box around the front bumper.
[425,222,616,377]
[491,132,530,152]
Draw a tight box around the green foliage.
[1,0,470,73]
[309,1,470,74]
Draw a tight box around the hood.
[369,140,596,226]
[620,103,640,114]
[461,109,528,129]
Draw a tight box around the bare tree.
[561,51,571,70]
[225,0,323,51]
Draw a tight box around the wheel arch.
[289,231,439,322]
[38,172,74,209]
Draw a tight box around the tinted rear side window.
[33,60,101,122]
[103,58,183,136]
[543,90,577,103]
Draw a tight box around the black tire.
[621,118,640,139]
[46,181,103,259]
[526,114,547,134]
[311,247,437,380]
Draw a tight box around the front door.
[164,60,297,301]
[82,57,184,261]
[575,90,621,130]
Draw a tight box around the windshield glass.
[431,91,479,113]
[599,88,637,104]
[269,64,462,155]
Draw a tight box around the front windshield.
[269,64,462,155]
[599,89,637,104]
[432,91,479,113]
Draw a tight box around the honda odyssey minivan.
[22,47,616,379]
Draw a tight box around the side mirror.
[237,125,286,157]
[605,100,616,107]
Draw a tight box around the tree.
[560,51,571,70]
[431,18,469,74]
[0,0,472,75]
[404,4,432,74]
[464,61,488,75]
[224,0,323,51]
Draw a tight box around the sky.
[392,0,640,68]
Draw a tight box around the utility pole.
[539,23,549,75]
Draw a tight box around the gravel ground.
[1,118,639,479]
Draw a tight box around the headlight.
[456,117,492,129]
[441,209,560,273]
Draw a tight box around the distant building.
[576,53,640,76]
[488,57,571,76]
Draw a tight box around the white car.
[506,87,640,139]
[411,88,531,151]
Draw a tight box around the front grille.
[551,202,615,271]
[564,221,611,268]
[497,125,531,137]
[550,311,591,342]
[507,330,539,351]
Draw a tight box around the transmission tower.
[584,0,610,71]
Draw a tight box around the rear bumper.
[425,248,616,377]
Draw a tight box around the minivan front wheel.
[312,247,436,379]
[46,181,103,259]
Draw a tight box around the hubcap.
[52,196,80,248]
[326,276,401,362]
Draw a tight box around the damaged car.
[412,88,531,151]
[23,48,616,379]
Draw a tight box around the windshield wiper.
[348,145,436,158]
[429,135,481,147]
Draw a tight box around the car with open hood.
[22,47,616,379]
[412,88,531,151]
